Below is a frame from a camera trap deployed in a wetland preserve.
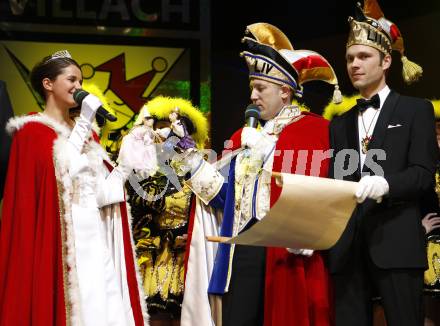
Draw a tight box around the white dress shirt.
[358,85,390,168]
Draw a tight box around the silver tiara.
[46,50,72,62]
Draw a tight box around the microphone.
[244,104,260,128]
[73,89,117,122]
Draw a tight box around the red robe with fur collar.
[184,111,333,326]
[0,114,146,325]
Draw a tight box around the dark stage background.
[1,0,439,153]
[210,0,440,152]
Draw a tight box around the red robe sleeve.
[264,114,333,326]
[0,122,67,326]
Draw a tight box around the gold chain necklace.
[360,109,380,154]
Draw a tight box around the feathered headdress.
[137,96,208,148]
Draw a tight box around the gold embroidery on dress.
[128,173,191,313]
[228,105,303,291]
[424,169,440,289]
[56,179,72,326]
[232,104,302,235]
[157,185,192,229]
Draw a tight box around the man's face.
[250,79,285,121]
[346,44,390,93]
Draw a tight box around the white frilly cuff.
[185,160,224,205]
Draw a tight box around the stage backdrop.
[0,41,191,156]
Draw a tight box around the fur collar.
[6,113,71,138]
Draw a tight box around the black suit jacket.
[328,90,438,273]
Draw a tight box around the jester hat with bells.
[347,0,423,84]
[241,22,342,104]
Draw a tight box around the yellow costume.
[126,96,208,317]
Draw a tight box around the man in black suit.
[328,1,439,325]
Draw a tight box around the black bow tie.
[357,94,380,113]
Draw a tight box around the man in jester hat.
[327,1,438,325]
[180,22,342,326]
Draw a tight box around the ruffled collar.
[262,104,302,135]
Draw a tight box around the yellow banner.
[0,40,184,122]
[0,40,185,157]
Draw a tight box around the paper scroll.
[208,173,357,250]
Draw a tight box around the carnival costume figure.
[125,96,208,322]
[118,107,161,178]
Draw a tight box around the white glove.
[286,248,314,257]
[241,127,261,149]
[68,93,102,152]
[115,142,136,181]
[355,175,389,203]
[241,127,275,159]
[96,165,128,208]
[79,93,101,122]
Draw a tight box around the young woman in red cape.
[0,51,148,326]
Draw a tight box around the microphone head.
[73,89,89,104]
[244,104,261,120]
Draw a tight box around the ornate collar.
[263,104,302,135]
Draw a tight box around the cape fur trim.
[8,114,148,324]
[6,113,102,145]
[6,113,71,137]
[5,114,82,324]
[86,139,113,168]
[53,136,83,325]
[54,136,149,325]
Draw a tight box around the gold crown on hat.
[347,18,392,55]
[241,22,342,104]
[347,0,422,84]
